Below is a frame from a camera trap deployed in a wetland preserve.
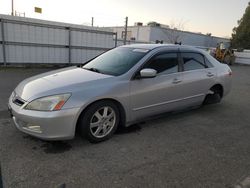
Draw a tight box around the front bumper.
[8,97,81,140]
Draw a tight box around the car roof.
[121,43,203,52]
[121,44,176,50]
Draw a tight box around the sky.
[0,0,249,38]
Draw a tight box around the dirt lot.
[0,65,250,188]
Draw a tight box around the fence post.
[123,17,128,45]
[1,19,7,66]
[114,32,117,47]
[68,27,71,63]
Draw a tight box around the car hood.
[15,67,113,101]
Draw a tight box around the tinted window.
[182,53,206,71]
[83,47,148,76]
[145,53,178,75]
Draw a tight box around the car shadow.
[115,123,143,135]
[23,135,72,154]
[20,104,221,153]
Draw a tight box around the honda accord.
[8,44,232,142]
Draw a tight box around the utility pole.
[91,17,94,27]
[123,16,128,45]
[11,0,14,15]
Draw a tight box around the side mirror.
[139,68,157,78]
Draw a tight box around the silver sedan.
[8,44,232,143]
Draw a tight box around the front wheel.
[79,101,120,143]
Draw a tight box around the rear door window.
[181,53,207,71]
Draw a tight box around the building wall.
[150,27,230,48]
[111,26,151,41]
[109,26,230,48]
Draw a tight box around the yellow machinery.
[215,43,235,65]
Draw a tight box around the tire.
[79,101,120,143]
[203,87,222,105]
[223,54,231,65]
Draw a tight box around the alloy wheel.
[89,106,116,138]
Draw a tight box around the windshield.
[82,47,149,76]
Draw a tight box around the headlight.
[25,93,71,111]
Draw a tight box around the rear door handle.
[172,78,182,84]
[207,72,214,77]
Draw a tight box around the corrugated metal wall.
[0,14,116,65]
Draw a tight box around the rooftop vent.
[134,22,143,26]
[147,22,161,27]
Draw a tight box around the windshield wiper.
[82,67,101,73]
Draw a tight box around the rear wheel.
[79,101,120,143]
[203,86,222,105]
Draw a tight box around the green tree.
[231,2,250,49]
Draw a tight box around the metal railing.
[235,51,250,65]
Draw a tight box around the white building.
[108,22,230,48]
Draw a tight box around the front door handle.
[207,72,214,77]
[172,78,182,84]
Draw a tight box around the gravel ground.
[0,65,250,188]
